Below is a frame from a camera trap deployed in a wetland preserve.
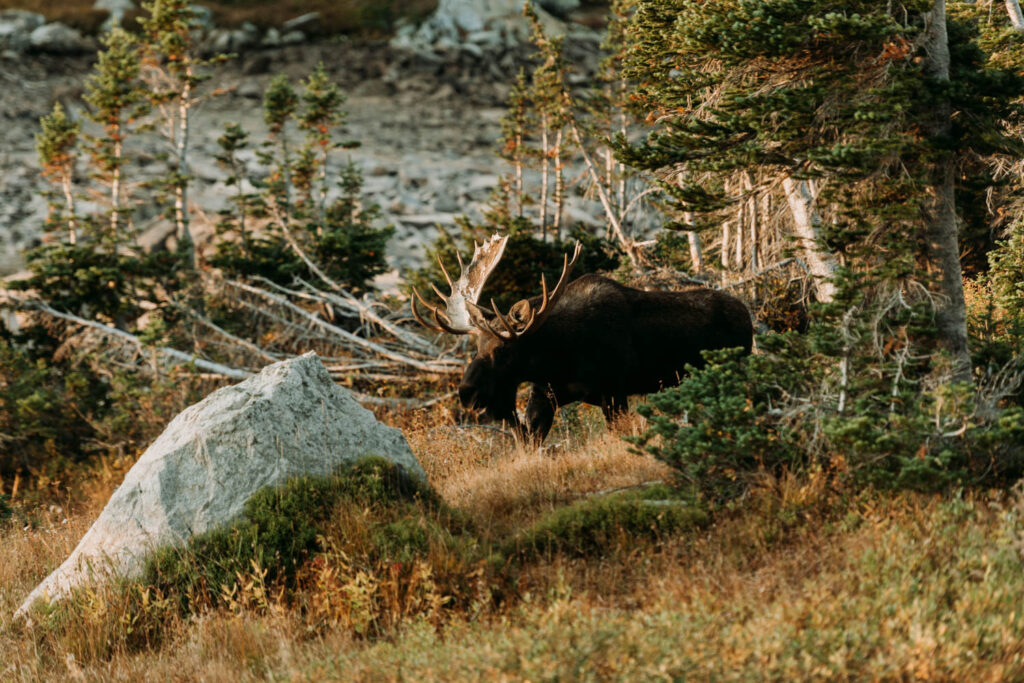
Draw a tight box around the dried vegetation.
[2,404,1024,680]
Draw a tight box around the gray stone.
[0,10,45,52]
[434,192,460,213]
[537,0,580,17]
[29,23,90,54]
[261,27,281,46]
[210,28,258,53]
[189,4,214,32]
[460,41,483,58]
[282,11,319,33]
[279,30,305,46]
[16,353,424,617]
[466,29,501,50]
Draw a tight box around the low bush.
[506,484,707,560]
[637,331,1024,503]
[144,457,443,611]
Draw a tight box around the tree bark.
[1007,0,1024,31]
[782,177,839,303]
[683,212,704,273]
[921,0,972,382]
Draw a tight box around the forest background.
[3,0,1024,678]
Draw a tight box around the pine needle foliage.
[621,1,1024,493]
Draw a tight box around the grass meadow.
[1,403,1023,680]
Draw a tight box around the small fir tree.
[83,26,146,249]
[35,103,80,245]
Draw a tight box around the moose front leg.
[600,395,629,427]
[524,384,557,442]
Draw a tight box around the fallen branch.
[28,301,254,380]
[351,391,456,408]
[227,279,460,374]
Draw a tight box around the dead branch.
[27,301,254,380]
[227,279,460,374]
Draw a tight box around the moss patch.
[507,484,708,560]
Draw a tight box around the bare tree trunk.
[111,127,122,244]
[1007,0,1024,30]
[175,73,194,268]
[921,0,972,382]
[539,112,549,239]
[721,219,732,270]
[683,211,704,273]
[514,131,524,218]
[782,176,838,303]
[734,200,745,271]
[553,127,564,239]
[62,174,76,245]
[744,172,759,272]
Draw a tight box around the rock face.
[16,352,424,617]
[0,10,45,52]
[391,0,568,55]
[29,23,91,54]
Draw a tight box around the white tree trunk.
[1007,0,1024,30]
[921,0,972,381]
[782,177,838,303]
[683,211,704,273]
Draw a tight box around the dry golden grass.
[2,403,1024,680]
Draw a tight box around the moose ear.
[509,300,533,327]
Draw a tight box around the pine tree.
[213,122,257,260]
[618,0,1023,379]
[139,0,220,268]
[83,26,145,250]
[35,103,80,245]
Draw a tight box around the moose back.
[413,236,753,441]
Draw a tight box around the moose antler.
[467,240,582,341]
[412,236,582,341]
[411,235,509,335]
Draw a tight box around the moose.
[412,235,753,441]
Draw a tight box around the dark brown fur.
[458,273,754,440]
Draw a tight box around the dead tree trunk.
[782,177,839,303]
[921,0,972,382]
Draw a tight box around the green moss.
[143,457,440,612]
[507,485,708,560]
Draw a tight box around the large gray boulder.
[16,352,424,617]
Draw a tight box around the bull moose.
[412,235,753,441]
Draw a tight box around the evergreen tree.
[618,0,1023,376]
[622,0,1024,490]
[139,0,219,268]
[35,103,80,245]
[211,68,391,293]
[83,26,145,249]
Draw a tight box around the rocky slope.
[0,27,608,285]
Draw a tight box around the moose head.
[411,235,582,431]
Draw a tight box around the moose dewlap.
[15,352,424,618]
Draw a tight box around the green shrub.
[144,457,444,613]
[634,339,812,503]
[0,336,106,481]
[507,485,707,559]
[636,331,1024,500]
